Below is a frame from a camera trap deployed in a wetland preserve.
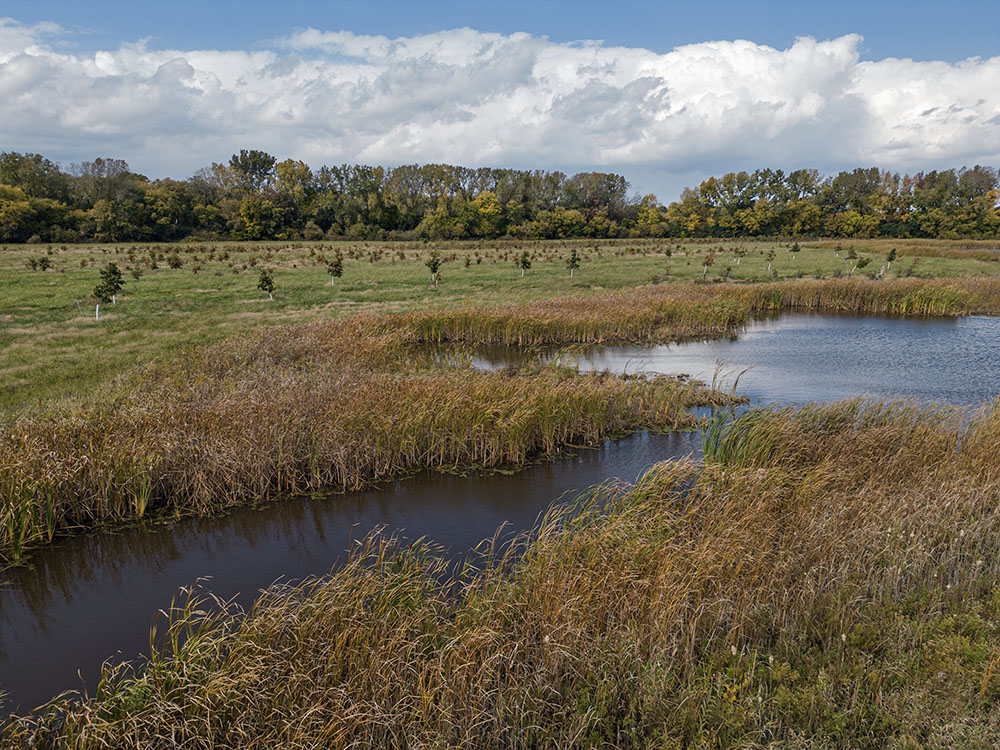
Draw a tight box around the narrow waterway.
[0,431,700,712]
[3,313,999,713]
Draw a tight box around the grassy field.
[4,238,1000,409]
[7,397,1000,747]
[4,238,1000,744]
[8,274,1000,565]
[2,290,764,565]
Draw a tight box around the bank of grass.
[0,297,751,565]
[401,277,1000,344]
[7,276,1000,564]
[7,396,1000,747]
[4,237,1000,409]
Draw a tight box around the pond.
[466,313,1000,407]
[2,312,998,712]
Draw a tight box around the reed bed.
[739,277,1000,316]
[396,277,1000,345]
[8,397,1000,747]
[394,278,1000,348]
[0,306,737,565]
[4,275,1000,564]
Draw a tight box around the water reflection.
[0,430,701,712]
[5,311,999,712]
[458,313,995,407]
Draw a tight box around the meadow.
[3,238,1000,744]
[4,237,1000,409]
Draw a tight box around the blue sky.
[7,0,998,61]
[1,1,998,200]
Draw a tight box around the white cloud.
[0,18,998,199]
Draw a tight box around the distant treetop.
[0,150,996,243]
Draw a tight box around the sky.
[1,0,999,201]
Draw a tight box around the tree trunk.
[112,293,116,304]
[95,304,100,320]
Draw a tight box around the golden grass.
[5,275,1000,564]
[7,398,1000,747]
[0,300,742,565]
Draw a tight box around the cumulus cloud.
[0,17,998,199]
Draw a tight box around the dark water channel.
[3,313,1000,713]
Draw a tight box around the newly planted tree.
[425,250,442,288]
[886,247,897,268]
[567,248,581,277]
[766,249,776,273]
[517,251,531,277]
[327,251,344,287]
[91,262,125,320]
[257,268,275,300]
[702,250,716,279]
[92,285,110,319]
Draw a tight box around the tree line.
[1,150,997,243]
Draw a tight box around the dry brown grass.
[0,300,742,565]
[7,398,1000,747]
[5,276,1000,564]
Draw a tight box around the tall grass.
[0,308,736,565]
[8,397,1000,747]
[397,277,1000,344]
[4,275,1000,564]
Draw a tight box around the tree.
[567,247,581,277]
[236,196,280,240]
[424,250,442,288]
[636,194,667,236]
[93,262,124,319]
[93,281,111,320]
[257,268,275,300]
[702,250,716,279]
[327,251,344,287]
[766,249,776,272]
[0,185,34,242]
[471,190,504,237]
[886,248,897,268]
[0,151,71,201]
[229,150,276,195]
[98,261,125,304]
[73,157,140,204]
[517,250,531,277]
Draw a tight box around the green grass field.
[4,237,999,410]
